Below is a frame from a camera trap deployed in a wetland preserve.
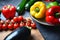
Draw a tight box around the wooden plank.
[31,29,44,40]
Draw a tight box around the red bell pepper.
[2,5,16,19]
[46,6,60,25]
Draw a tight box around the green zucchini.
[25,0,36,10]
[16,0,29,15]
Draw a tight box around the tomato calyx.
[7,5,11,8]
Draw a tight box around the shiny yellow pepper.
[30,1,46,18]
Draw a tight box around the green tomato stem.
[7,5,11,8]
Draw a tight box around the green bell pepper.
[47,1,59,9]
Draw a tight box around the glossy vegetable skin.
[4,27,31,40]
[46,6,60,25]
[2,5,16,19]
[25,0,36,10]
[16,0,29,15]
[47,1,59,9]
[30,1,46,18]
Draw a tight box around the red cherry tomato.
[18,16,23,22]
[20,22,25,27]
[31,22,36,29]
[26,18,31,23]
[23,18,27,22]
[10,19,15,24]
[26,22,31,26]
[2,24,8,30]
[5,19,10,24]
[8,23,14,30]
[0,20,4,24]
[13,17,18,22]
[0,24,2,30]
[14,23,19,29]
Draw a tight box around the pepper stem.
[35,7,40,13]
[55,13,60,18]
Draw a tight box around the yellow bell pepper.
[30,1,46,18]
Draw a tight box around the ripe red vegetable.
[46,6,60,25]
[26,22,31,26]
[26,18,31,23]
[31,22,36,29]
[2,5,16,19]
[13,17,18,22]
[14,23,19,29]
[2,24,8,30]
[18,16,23,22]
[8,23,14,30]
[5,19,10,24]
[46,16,55,24]
[0,15,36,30]
[0,24,2,30]
[0,20,4,24]
[10,19,15,24]
[20,22,25,27]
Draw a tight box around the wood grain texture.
[0,29,44,40]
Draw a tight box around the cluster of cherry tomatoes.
[0,16,36,30]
